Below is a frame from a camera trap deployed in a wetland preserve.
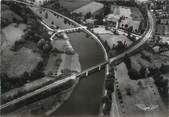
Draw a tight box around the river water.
[54,32,105,116]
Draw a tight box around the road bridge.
[50,26,87,40]
[56,26,87,34]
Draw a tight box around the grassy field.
[93,26,132,48]
[59,0,93,12]
[110,5,143,21]
[109,5,143,30]
[100,34,132,47]
[0,22,44,78]
[30,7,76,29]
[58,53,81,75]
[115,63,167,117]
[1,47,42,78]
[1,23,27,49]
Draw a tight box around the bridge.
[56,26,87,34]
[50,26,87,40]
[1,0,155,114]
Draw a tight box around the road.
[1,0,155,116]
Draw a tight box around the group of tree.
[102,66,115,115]
[84,12,92,19]
[1,61,45,94]
[152,67,168,103]
[37,38,52,54]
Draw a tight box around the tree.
[43,43,52,53]
[104,41,110,52]
[64,18,67,24]
[160,64,169,74]
[13,17,17,23]
[125,24,128,29]
[37,38,46,49]
[128,68,141,80]
[137,81,144,88]
[45,12,48,19]
[126,87,132,96]
[128,26,133,32]
[23,72,30,81]
[85,12,92,19]
[51,21,54,25]
[139,67,146,78]
[124,54,131,69]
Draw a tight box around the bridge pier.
[99,66,101,71]
[86,71,89,76]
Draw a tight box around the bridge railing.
[77,61,108,77]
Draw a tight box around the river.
[53,32,105,116]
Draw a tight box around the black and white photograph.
[0,0,169,117]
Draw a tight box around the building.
[71,2,104,16]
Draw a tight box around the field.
[1,47,42,78]
[110,5,143,21]
[1,23,27,49]
[44,53,81,76]
[114,63,167,117]
[30,7,76,29]
[93,26,132,48]
[58,53,81,75]
[0,22,44,78]
[109,5,143,31]
[51,39,74,53]
[59,0,93,12]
